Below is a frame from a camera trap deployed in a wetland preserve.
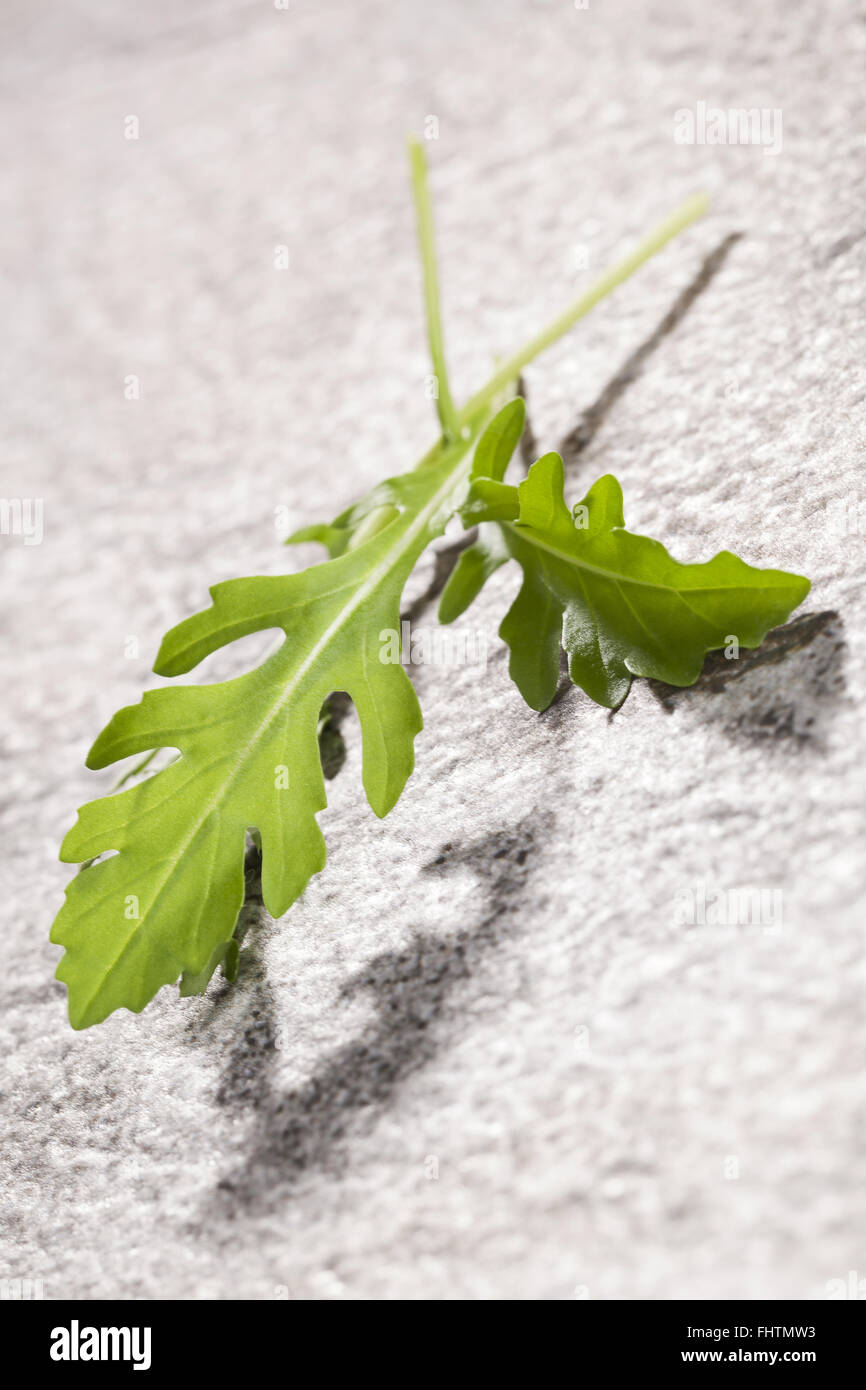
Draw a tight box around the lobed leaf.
[51,447,473,1028]
[441,450,810,711]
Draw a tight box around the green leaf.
[440,452,810,712]
[282,521,351,558]
[470,396,525,480]
[51,444,474,1029]
[178,938,239,997]
[284,503,402,558]
[49,175,716,1029]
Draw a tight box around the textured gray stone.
[1,0,864,1300]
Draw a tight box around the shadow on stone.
[558,232,743,468]
[208,819,542,1211]
[401,238,744,637]
[535,611,845,743]
[647,609,846,745]
[317,692,352,781]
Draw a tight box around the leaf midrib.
[505,523,797,597]
[78,457,471,1021]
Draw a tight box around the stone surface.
[1,0,864,1300]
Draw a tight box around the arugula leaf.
[50,137,715,1026]
[178,938,239,997]
[51,444,477,1028]
[441,447,810,711]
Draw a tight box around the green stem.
[120,186,708,801]
[459,192,708,422]
[112,747,159,791]
[412,190,708,472]
[111,746,180,792]
[408,137,460,443]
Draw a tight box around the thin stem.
[411,190,708,473]
[111,747,159,791]
[117,189,708,798]
[111,747,178,792]
[458,192,709,423]
[408,137,460,443]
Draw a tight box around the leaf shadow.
[645,609,846,747]
[403,235,744,625]
[542,610,846,745]
[557,232,743,467]
[201,819,542,1213]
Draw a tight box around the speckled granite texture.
[1,0,864,1299]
